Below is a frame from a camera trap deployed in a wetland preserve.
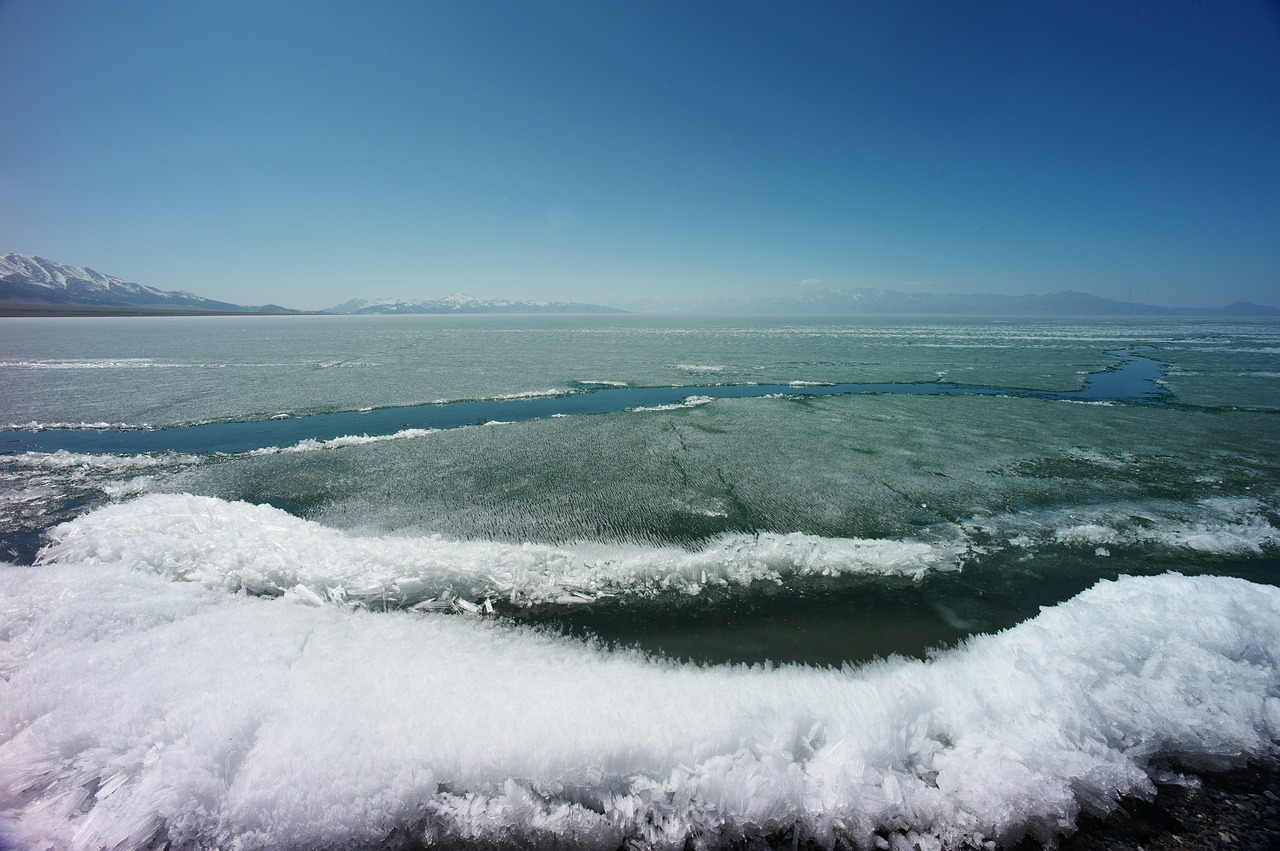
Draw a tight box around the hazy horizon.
[1,1,1277,310]
[6,249,1279,314]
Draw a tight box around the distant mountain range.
[628,287,1280,317]
[3,253,1276,318]
[0,255,623,316]
[320,295,626,315]
[0,254,296,314]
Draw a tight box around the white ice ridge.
[4,420,138,431]
[0,358,162,369]
[36,494,960,609]
[487,388,576,400]
[244,427,439,455]
[0,569,1276,851]
[10,450,202,470]
[630,395,716,413]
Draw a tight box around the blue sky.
[1,0,1277,310]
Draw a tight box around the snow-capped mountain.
[320,297,412,314]
[321,293,625,315]
[0,254,293,313]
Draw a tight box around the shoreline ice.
[1,567,1276,850]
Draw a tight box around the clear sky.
[1,1,1277,310]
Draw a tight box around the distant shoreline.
[0,302,312,318]
[5,303,1280,320]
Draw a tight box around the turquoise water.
[1,315,1278,849]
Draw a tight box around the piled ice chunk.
[1,557,1277,849]
[37,494,964,609]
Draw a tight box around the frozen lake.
[1,315,1278,849]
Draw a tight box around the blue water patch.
[1072,348,1166,401]
[0,351,1167,457]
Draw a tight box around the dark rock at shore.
[1035,759,1280,851]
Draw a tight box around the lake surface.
[1,315,1278,850]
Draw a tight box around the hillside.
[0,254,297,314]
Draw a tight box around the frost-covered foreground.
[2,553,1278,849]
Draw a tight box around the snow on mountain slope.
[0,254,162,296]
[0,254,283,312]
